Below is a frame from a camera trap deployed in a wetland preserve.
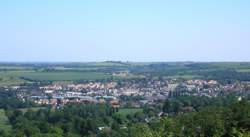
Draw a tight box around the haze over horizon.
[0,0,250,62]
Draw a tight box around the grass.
[0,109,11,132]
[116,108,143,115]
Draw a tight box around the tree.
[129,123,160,137]
[163,99,171,113]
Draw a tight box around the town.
[3,78,249,109]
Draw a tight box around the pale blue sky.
[0,0,249,62]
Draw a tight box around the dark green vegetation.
[0,91,38,135]
[0,91,36,110]
[0,109,11,132]
[1,62,250,86]
[0,96,249,137]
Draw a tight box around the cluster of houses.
[2,79,250,108]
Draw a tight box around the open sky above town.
[0,0,250,62]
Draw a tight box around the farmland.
[0,70,113,85]
[0,62,146,86]
[1,62,250,86]
[19,71,111,81]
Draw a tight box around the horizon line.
[0,61,250,64]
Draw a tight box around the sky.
[0,0,250,62]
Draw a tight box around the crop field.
[0,109,11,132]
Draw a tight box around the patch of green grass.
[0,109,11,132]
[116,108,143,115]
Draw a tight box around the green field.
[0,61,141,86]
[19,71,111,81]
[0,109,11,132]
[1,62,250,86]
[0,70,112,86]
[117,108,143,115]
